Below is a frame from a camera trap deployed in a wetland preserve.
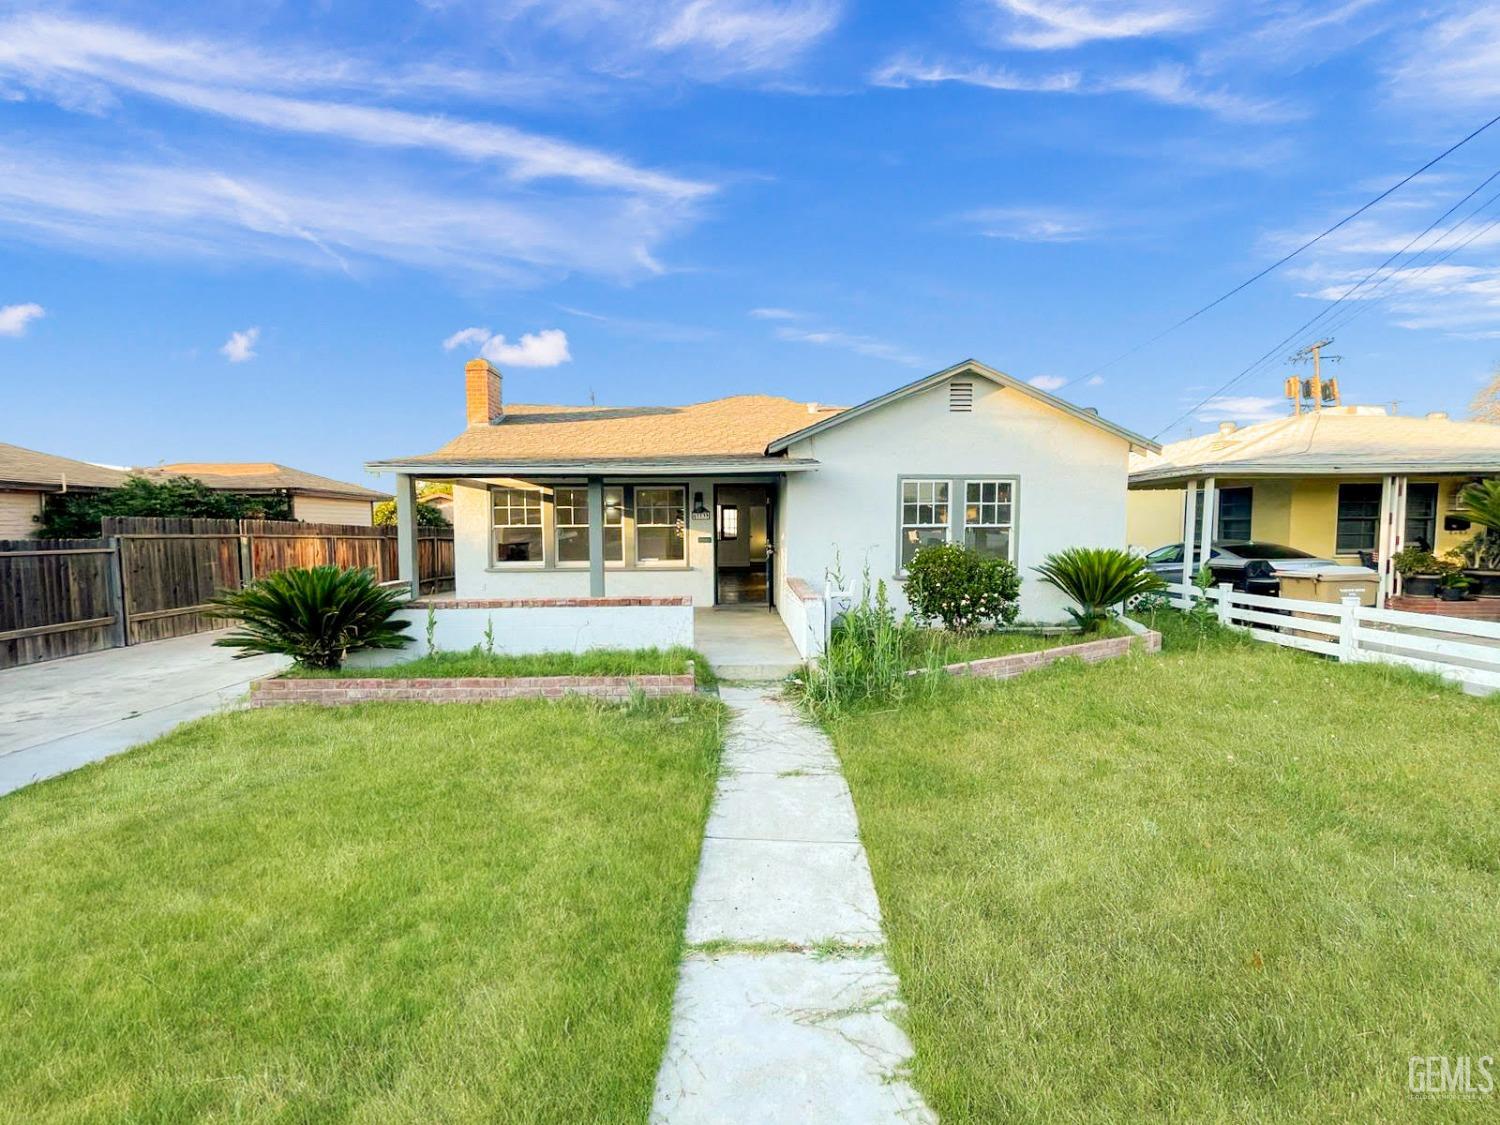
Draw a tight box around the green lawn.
[286,645,716,686]
[0,697,723,1122]
[825,612,1500,1122]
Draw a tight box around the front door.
[714,485,773,606]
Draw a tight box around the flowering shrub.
[903,543,1021,633]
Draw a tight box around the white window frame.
[961,479,1016,562]
[554,485,624,567]
[491,485,544,567]
[899,478,951,573]
[634,485,687,566]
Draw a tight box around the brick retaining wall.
[251,670,696,707]
[940,630,1160,680]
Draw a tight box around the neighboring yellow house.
[1128,406,1500,603]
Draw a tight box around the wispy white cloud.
[987,0,1205,50]
[221,326,259,363]
[1194,395,1284,423]
[1028,374,1067,390]
[1085,374,1105,387]
[748,306,802,319]
[443,326,572,367]
[1387,6,1500,108]
[957,205,1097,243]
[651,0,840,73]
[0,302,44,337]
[557,305,715,343]
[0,142,693,282]
[871,54,1290,121]
[0,14,710,201]
[772,324,925,367]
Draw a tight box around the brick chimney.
[465,358,502,425]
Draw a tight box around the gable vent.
[948,381,974,412]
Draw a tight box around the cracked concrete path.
[651,684,935,1124]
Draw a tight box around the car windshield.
[1225,542,1316,560]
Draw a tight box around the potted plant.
[1392,546,1441,597]
[1438,566,1473,602]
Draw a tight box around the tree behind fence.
[1,518,454,668]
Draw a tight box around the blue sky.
[3,1,1500,489]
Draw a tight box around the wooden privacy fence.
[0,518,454,669]
[1172,581,1500,694]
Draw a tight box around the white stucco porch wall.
[451,475,770,604]
[776,377,1133,623]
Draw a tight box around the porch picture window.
[900,479,949,570]
[962,480,1013,560]
[555,486,623,564]
[492,486,543,563]
[1335,483,1382,553]
[1404,483,1438,551]
[635,486,686,563]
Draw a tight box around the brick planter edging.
[251,670,696,707]
[937,630,1161,681]
[408,596,690,609]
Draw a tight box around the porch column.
[1198,475,1217,576]
[587,476,605,597]
[1180,479,1199,607]
[1377,475,1408,607]
[394,473,421,599]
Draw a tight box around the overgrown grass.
[0,696,724,1122]
[827,610,1500,1121]
[287,645,717,687]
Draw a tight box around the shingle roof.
[0,442,128,491]
[1130,408,1500,485]
[140,462,389,500]
[379,396,847,466]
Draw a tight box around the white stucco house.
[368,358,1157,658]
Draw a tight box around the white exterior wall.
[778,377,1133,623]
[345,602,694,666]
[452,475,762,604]
[294,495,375,526]
[0,490,43,538]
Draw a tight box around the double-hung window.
[963,480,1013,560]
[1216,487,1253,541]
[1336,483,1382,553]
[900,479,950,570]
[635,486,686,563]
[554,486,624,564]
[492,486,543,563]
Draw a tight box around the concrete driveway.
[0,633,287,798]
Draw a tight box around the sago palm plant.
[209,566,413,670]
[1034,547,1165,632]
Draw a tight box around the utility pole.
[1286,338,1342,414]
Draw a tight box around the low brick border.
[936,630,1161,681]
[251,668,696,707]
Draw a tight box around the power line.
[1062,109,1500,391]
[1152,172,1500,439]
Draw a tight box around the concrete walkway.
[652,685,933,1123]
[694,607,804,680]
[0,633,286,797]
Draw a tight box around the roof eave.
[1130,460,1500,486]
[365,457,819,476]
[764,359,1160,454]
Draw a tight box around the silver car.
[1143,540,1341,594]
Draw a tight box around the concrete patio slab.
[695,607,803,680]
[0,632,286,797]
[652,952,934,1125]
[654,684,932,1122]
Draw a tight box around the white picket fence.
[1171,583,1500,694]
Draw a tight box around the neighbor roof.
[1130,408,1500,487]
[0,442,128,491]
[140,462,389,501]
[370,396,847,469]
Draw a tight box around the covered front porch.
[382,462,812,670]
